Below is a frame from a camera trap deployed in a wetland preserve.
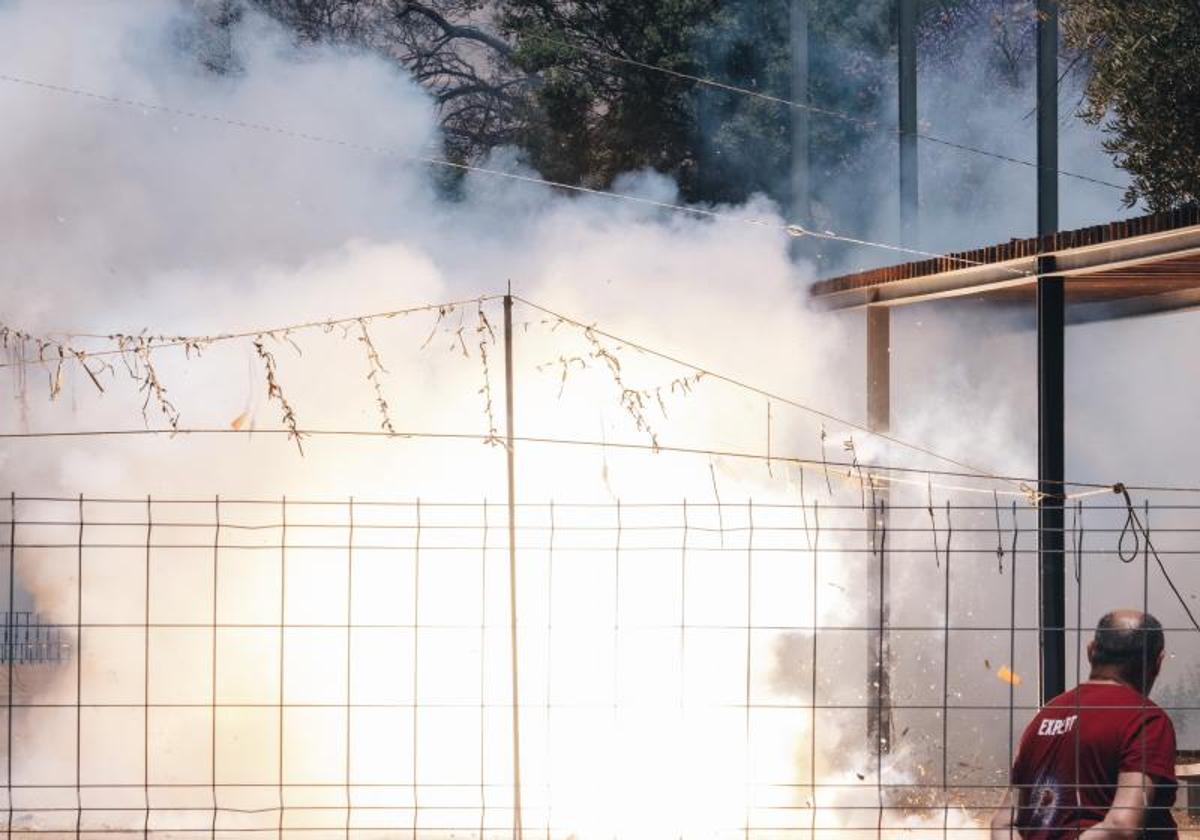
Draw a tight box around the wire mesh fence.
[0,491,1197,838]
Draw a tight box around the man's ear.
[1154,648,1166,673]
[1086,639,1096,666]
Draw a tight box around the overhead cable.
[0,426,1159,501]
[0,72,1031,277]
[521,32,1125,192]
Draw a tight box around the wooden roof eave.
[808,258,1035,310]
[809,222,1200,314]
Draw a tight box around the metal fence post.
[504,292,524,840]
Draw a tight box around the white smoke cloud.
[0,1,1195,836]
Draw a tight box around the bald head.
[1087,610,1165,693]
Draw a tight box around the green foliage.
[1064,0,1200,210]
[498,0,901,215]
[499,0,721,192]
[687,1,793,204]
[917,0,1038,88]
[230,0,1200,217]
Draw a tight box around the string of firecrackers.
[416,300,501,445]
[518,305,1026,502]
[0,291,1045,502]
[525,312,1058,505]
[513,298,1131,522]
[0,297,507,453]
[1,295,707,459]
[526,312,1056,506]
[528,314,705,452]
[0,298,1130,506]
[0,324,194,431]
[523,314,1051,511]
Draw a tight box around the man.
[991,610,1178,839]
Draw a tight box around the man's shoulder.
[1046,684,1172,722]
[1054,682,1153,703]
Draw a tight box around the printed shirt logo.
[1029,774,1062,829]
[1036,715,1078,737]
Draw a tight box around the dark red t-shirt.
[1011,682,1177,839]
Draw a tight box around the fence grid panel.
[0,493,1194,838]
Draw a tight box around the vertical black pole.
[866,307,892,753]
[1037,1,1059,241]
[898,0,918,247]
[863,0,913,754]
[503,292,524,840]
[1037,0,1066,704]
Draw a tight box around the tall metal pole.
[790,0,810,225]
[866,306,892,753]
[863,0,916,755]
[1036,0,1066,704]
[503,292,524,840]
[898,0,918,246]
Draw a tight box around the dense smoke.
[0,1,1197,837]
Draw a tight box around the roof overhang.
[809,209,1200,325]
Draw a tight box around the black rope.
[1113,484,1200,632]
[1114,484,1141,564]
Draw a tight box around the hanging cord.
[1113,484,1200,632]
[1115,483,1140,564]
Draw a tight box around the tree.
[917,0,1039,88]
[239,0,901,212]
[689,0,893,210]
[1063,0,1200,210]
[233,0,1060,226]
[500,0,901,214]
[499,0,721,193]
[243,0,530,163]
